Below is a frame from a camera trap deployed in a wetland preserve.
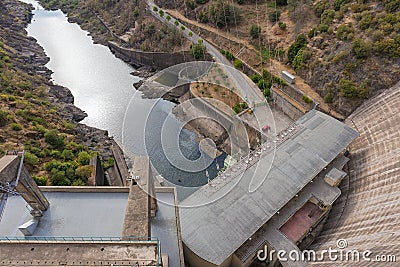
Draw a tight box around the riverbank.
[0,0,127,185]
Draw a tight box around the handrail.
[0,236,159,242]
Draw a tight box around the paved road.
[147,1,277,134]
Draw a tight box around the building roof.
[179,110,358,265]
[0,190,129,237]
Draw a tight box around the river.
[20,0,225,198]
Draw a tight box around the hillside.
[0,0,115,186]
[154,0,400,115]
[39,0,191,53]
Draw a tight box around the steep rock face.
[0,0,119,182]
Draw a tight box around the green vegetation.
[153,6,158,12]
[278,22,287,30]
[324,92,334,103]
[33,176,47,186]
[288,34,307,64]
[191,42,206,59]
[339,79,368,98]
[44,130,65,149]
[10,123,22,131]
[208,1,239,28]
[302,95,313,104]
[220,49,234,60]
[268,10,281,23]
[233,59,243,69]
[232,102,248,114]
[250,25,261,39]
[158,9,164,17]
[351,39,371,59]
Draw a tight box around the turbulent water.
[20,0,225,198]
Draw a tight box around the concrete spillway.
[310,82,400,266]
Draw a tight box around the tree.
[44,129,65,149]
[191,43,206,59]
[250,25,261,39]
[268,10,281,23]
[288,34,307,63]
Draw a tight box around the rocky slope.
[0,0,117,185]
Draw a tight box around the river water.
[20,0,224,197]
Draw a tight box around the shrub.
[159,10,164,17]
[339,79,359,98]
[77,151,91,166]
[44,129,65,148]
[384,0,400,12]
[152,6,158,12]
[336,23,354,40]
[180,25,186,31]
[251,74,262,83]
[191,43,206,59]
[351,39,371,59]
[50,169,71,186]
[75,165,92,182]
[318,24,329,32]
[263,88,271,97]
[103,157,115,169]
[374,38,400,58]
[0,109,9,127]
[174,20,179,26]
[61,149,74,160]
[10,123,22,131]
[133,7,139,17]
[188,31,193,37]
[314,0,330,17]
[324,92,334,103]
[166,15,171,21]
[72,179,86,186]
[302,95,313,103]
[278,22,287,30]
[24,152,39,166]
[224,50,234,60]
[250,25,261,39]
[333,0,347,11]
[358,11,372,30]
[268,10,281,23]
[320,9,335,25]
[33,176,47,186]
[233,59,243,69]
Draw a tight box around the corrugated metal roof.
[179,110,358,265]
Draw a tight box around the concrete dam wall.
[108,42,212,70]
